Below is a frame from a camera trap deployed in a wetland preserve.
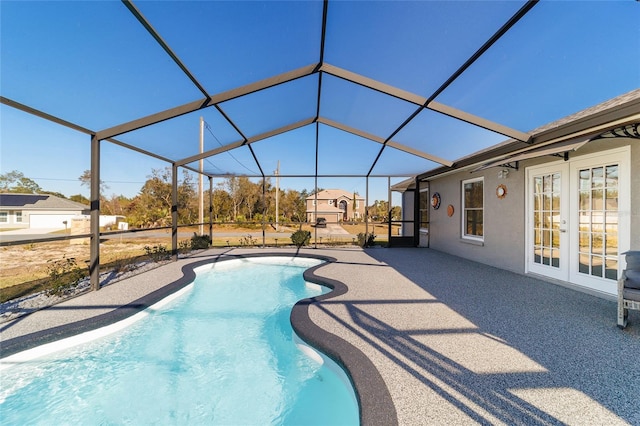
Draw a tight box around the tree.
[78,170,109,194]
[390,206,402,221]
[280,189,306,222]
[212,186,233,221]
[225,176,262,222]
[0,170,42,193]
[70,194,90,205]
[101,194,132,216]
[126,167,196,228]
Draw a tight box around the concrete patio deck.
[2,247,639,425]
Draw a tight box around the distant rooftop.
[0,193,89,210]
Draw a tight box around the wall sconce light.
[498,169,509,179]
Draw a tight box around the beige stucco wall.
[427,137,638,275]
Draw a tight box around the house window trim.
[15,211,23,223]
[461,177,484,242]
[0,212,7,223]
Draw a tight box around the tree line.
[1,169,401,229]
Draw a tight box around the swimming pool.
[0,256,359,425]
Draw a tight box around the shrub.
[190,233,211,250]
[144,244,170,262]
[240,234,258,246]
[46,256,86,295]
[291,230,311,247]
[356,232,376,248]
[178,239,191,254]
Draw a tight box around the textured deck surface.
[2,247,639,425]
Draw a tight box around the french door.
[527,163,570,281]
[526,148,630,295]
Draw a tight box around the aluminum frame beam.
[317,117,453,166]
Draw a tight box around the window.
[419,187,429,230]
[462,177,484,240]
[15,211,23,223]
[0,212,7,223]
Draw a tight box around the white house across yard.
[0,193,90,230]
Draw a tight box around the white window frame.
[15,211,23,223]
[461,177,484,241]
[0,212,7,223]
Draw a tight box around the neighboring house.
[395,89,639,300]
[0,193,90,230]
[306,189,365,223]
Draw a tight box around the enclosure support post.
[209,176,213,244]
[388,176,392,247]
[90,134,101,291]
[262,176,266,248]
[414,177,420,247]
[171,163,178,261]
[199,117,204,236]
[365,177,369,238]
[314,123,319,249]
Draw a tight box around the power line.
[31,177,144,184]
[203,121,258,175]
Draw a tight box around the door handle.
[560,229,567,233]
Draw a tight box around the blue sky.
[1,1,638,203]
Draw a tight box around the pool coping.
[0,251,397,426]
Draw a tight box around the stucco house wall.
[424,136,637,297]
[428,164,526,274]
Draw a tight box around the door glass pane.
[551,250,560,268]
[591,233,603,255]
[534,177,542,193]
[552,173,561,192]
[534,247,542,264]
[591,167,604,188]
[579,232,589,251]
[591,256,603,277]
[534,194,541,210]
[543,210,551,229]
[591,189,603,210]
[605,189,618,210]
[579,190,589,210]
[579,170,590,190]
[605,259,618,280]
[606,165,618,186]
[605,232,618,257]
[579,253,590,274]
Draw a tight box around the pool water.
[0,257,359,425]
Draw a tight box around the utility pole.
[199,116,204,236]
[275,160,280,231]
